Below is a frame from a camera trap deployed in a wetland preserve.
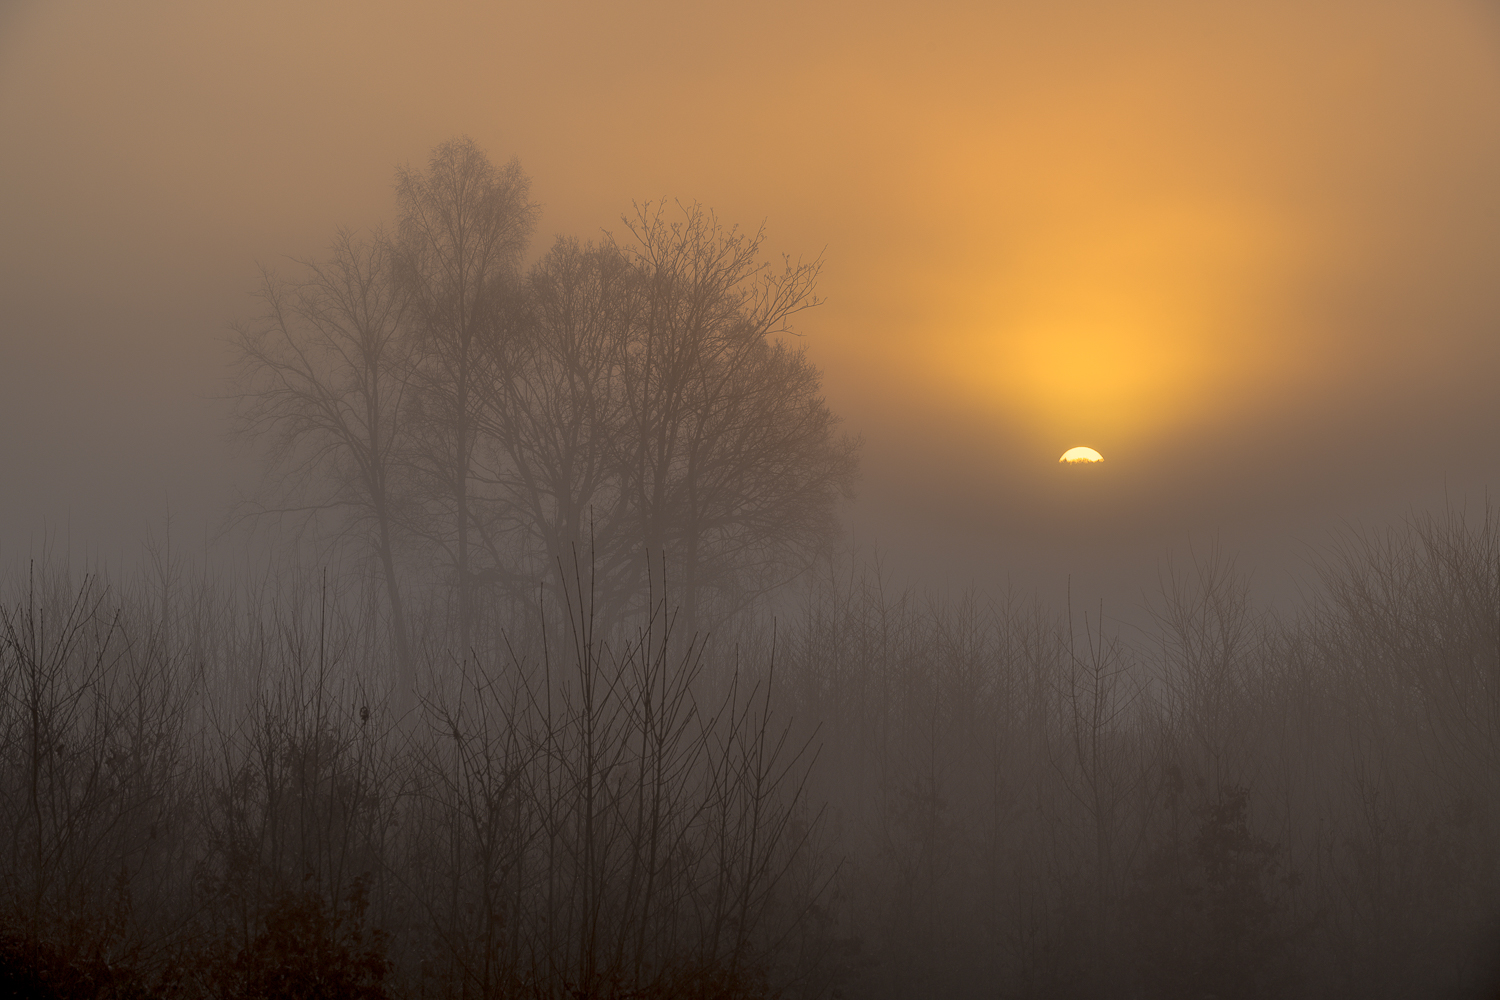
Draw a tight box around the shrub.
[215,879,389,1000]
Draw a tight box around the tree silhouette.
[394,136,537,654]
[229,229,416,698]
[612,202,858,635]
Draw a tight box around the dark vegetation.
[229,136,856,700]
[2,138,1498,998]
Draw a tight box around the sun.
[1059,446,1103,464]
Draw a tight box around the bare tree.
[235,145,853,674]
[470,208,859,637]
[471,238,638,615]
[394,136,537,654]
[613,202,860,637]
[229,229,416,700]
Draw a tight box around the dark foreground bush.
[0,930,152,1000]
[563,968,775,1000]
[214,882,390,1000]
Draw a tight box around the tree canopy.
[232,137,859,665]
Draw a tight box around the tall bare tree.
[468,210,858,636]
[237,142,853,662]
[229,229,416,699]
[394,137,537,654]
[614,202,859,636]
[472,238,638,614]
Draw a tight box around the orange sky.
[4,0,1500,611]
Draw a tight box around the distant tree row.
[230,137,859,695]
[5,508,1498,999]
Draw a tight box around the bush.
[0,929,153,1000]
[215,880,389,1000]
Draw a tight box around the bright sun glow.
[1060,447,1103,464]
[922,197,1305,453]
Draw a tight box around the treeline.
[0,558,822,1000]
[780,512,1500,999]
[230,137,857,703]
[3,508,1500,998]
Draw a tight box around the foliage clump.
[215,881,389,1000]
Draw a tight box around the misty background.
[7,5,1500,999]
[6,0,1500,622]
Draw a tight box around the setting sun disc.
[1059,446,1103,464]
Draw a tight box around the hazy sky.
[4,0,1500,618]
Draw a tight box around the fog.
[4,1,1500,609]
[2,1,1500,996]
